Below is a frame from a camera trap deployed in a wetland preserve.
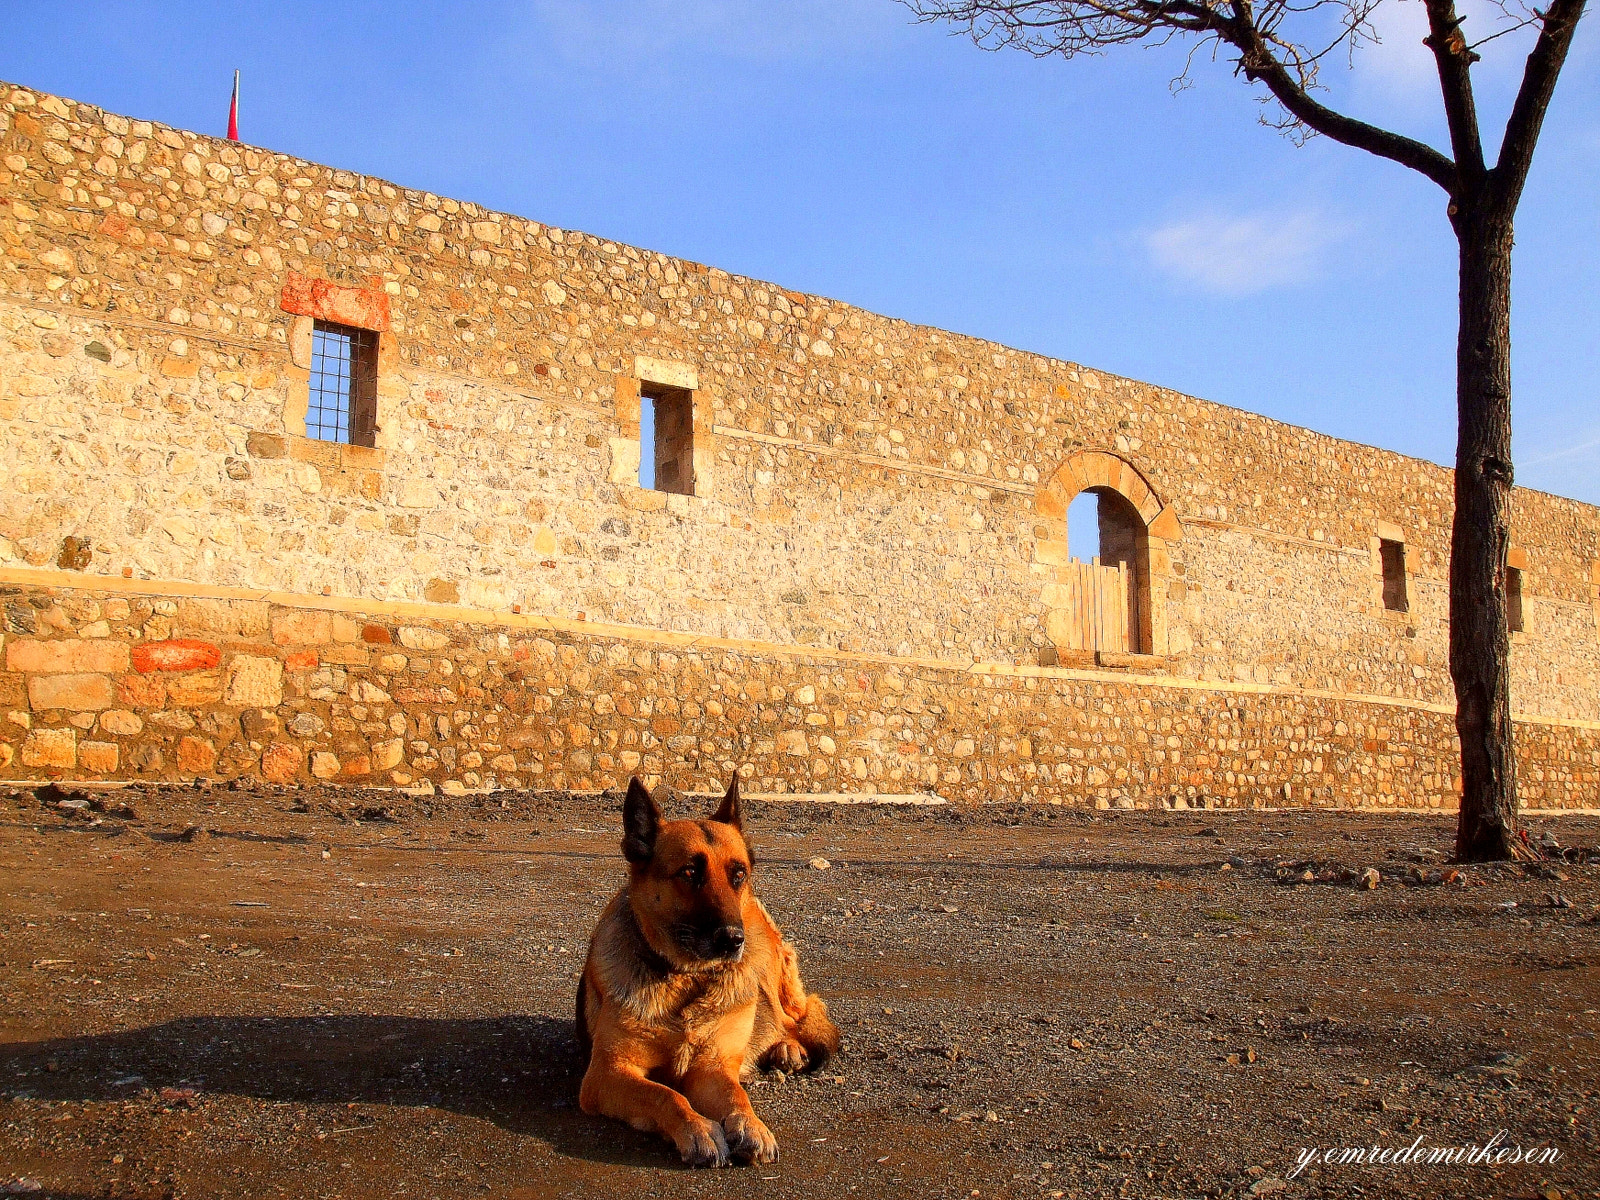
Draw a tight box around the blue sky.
[5,0,1596,506]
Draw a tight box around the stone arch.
[1033,451,1184,660]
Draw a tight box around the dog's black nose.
[712,925,745,955]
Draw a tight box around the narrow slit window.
[1379,538,1408,612]
[641,381,695,496]
[1506,565,1525,633]
[308,320,378,446]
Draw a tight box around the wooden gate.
[1052,560,1131,653]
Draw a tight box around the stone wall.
[3,576,1595,809]
[1,80,1597,804]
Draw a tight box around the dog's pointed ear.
[622,777,660,865]
[710,774,742,832]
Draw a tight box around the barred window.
[307,320,378,446]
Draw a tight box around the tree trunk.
[1449,210,1528,862]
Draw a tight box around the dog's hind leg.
[574,974,591,1055]
[791,994,841,1070]
[771,940,841,1071]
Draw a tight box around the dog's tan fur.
[576,776,840,1167]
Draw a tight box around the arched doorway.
[1065,486,1153,653]
[1035,451,1183,662]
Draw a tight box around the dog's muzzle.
[710,925,746,958]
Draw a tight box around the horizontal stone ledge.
[1,565,1595,734]
[1095,651,1170,672]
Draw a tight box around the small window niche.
[1506,565,1525,633]
[641,381,695,496]
[1379,538,1409,613]
[307,320,379,447]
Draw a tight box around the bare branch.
[1424,0,1488,192]
[1491,0,1588,213]
[903,0,1461,191]
[1220,0,1460,190]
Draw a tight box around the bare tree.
[906,0,1586,860]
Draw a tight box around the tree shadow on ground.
[0,1013,677,1168]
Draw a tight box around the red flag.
[227,70,239,141]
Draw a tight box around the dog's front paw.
[722,1111,779,1164]
[675,1116,730,1168]
[758,1038,808,1074]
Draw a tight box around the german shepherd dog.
[576,776,840,1167]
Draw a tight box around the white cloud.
[1350,0,1546,101]
[1145,209,1346,296]
[1351,0,1436,97]
[1517,428,1600,503]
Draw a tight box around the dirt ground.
[1,784,1597,1200]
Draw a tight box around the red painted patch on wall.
[279,271,391,332]
[131,639,222,673]
[283,649,319,672]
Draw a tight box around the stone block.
[272,610,333,645]
[1034,540,1071,567]
[240,709,282,740]
[99,709,143,736]
[29,673,115,711]
[284,649,319,672]
[373,738,404,770]
[361,624,393,645]
[310,751,341,779]
[424,579,460,604]
[635,355,697,391]
[619,487,667,513]
[399,627,451,651]
[6,638,129,674]
[261,741,302,782]
[279,271,391,330]
[225,655,284,707]
[132,639,221,673]
[176,599,269,637]
[246,431,287,458]
[608,437,642,486]
[117,675,166,709]
[166,671,223,706]
[349,679,390,703]
[20,727,75,768]
[78,740,118,772]
[288,437,339,468]
[177,735,217,774]
[1148,505,1184,542]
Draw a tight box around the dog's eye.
[729,867,748,888]
[678,865,701,886]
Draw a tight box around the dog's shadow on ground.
[0,1013,677,1168]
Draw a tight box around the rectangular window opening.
[642,382,695,496]
[1506,565,1525,633]
[1379,538,1409,612]
[308,320,378,447]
